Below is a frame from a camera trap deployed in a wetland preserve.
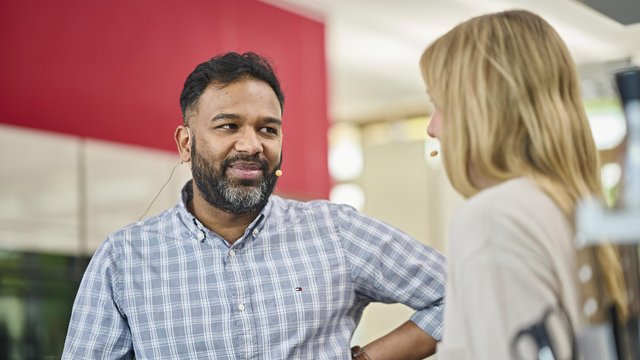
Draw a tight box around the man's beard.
[191,138,279,214]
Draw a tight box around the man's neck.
[188,189,262,245]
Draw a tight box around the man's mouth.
[226,161,264,181]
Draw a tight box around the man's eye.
[219,124,237,130]
[260,127,279,135]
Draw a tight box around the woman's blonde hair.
[420,9,627,321]
[420,9,600,214]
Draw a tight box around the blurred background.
[0,0,639,358]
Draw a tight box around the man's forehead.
[207,80,280,109]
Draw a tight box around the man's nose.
[235,129,263,154]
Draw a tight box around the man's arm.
[357,320,437,359]
[336,204,446,359]
[62,239,133,359]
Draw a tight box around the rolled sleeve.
[410,301,444,340]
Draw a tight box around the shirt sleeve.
[62,238,133,359]
[336,204,446,340]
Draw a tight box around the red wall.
[0,0,330,199]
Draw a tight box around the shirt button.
[197,232,205,241]
[252,228,259,237]
[229,250,236,256]
[238,303,246,311]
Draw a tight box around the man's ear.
[175,125,192,163]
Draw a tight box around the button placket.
[227,247,245,314]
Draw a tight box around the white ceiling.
[262,0,640,122]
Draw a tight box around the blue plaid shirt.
[63,181,445,359]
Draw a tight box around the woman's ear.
[175,125,192,163]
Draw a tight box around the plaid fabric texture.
[63,182,445,359]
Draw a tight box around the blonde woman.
[420,10,614,359]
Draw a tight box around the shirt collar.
[177,180,273,243]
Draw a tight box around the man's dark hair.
[180,52,285,123]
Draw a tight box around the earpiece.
[186,126,193,145]
[275,169,283,177]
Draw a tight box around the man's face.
[188,78,283,214]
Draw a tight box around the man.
[63,52,446,359]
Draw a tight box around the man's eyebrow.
[210,113,240,122]
[262,117,282,126]
[209,114,281,126]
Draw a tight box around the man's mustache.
[221,155,269,173]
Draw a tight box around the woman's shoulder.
[457,177,559,221]
[449,177,570,253]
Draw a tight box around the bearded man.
[63,52,446,360]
